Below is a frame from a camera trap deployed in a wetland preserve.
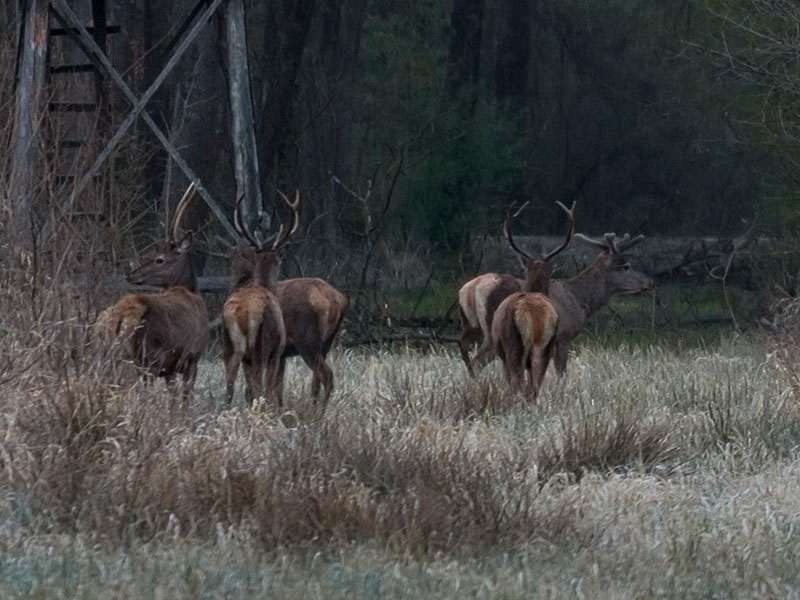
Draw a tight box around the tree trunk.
[448,0,484,110]
[257,0,316,195]
[494,0,531,101]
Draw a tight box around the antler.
[574,232,645,255]
[503,201,533,261]
[617,233,644,252]
[271,190,300,252]
[504,200,576,263]
[542,200,576,261]
[169,180,198,243]
[234,192,264,250]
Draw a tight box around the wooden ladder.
[46,0,120,208]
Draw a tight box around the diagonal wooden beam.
[50,0,238,241]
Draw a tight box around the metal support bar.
[49,0,238,241]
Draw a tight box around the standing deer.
[458,200,575,377]
[98,182,208,402]
[275,276,348,406]
[221,191,299,407]
[489,201,573,400]
[226,191,348,408]
[546,232,653,375]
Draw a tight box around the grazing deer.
[489,202,573,400]
[98,182,209,402]
[546,232,653,375]
[221,191,299,407]
[458,200,574,377]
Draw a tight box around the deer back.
[458,273,522,333]
[106,182,208,378]
[277,277,348,356]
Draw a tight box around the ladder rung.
[49,64,96,74]
[49,102,97,112]
[55,174,101,185]
[50,25,121,37]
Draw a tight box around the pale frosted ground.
[2,337,799,599]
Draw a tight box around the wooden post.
[9,0,49,249]
[224,0,265,232]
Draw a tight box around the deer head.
[231,189,300,291]
[503,200,576,295]
[572,232,654,295]
[127,181,199,291]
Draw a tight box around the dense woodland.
[4,0,800,306]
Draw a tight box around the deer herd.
[100,182,653,410]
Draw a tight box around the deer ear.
[176,231,193,253]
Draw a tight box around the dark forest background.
[4,0,800,328]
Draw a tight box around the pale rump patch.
[97,296,147,355]
[226,317,247,356]
[513,293,558,349]
[475,274,504,335]
[223,287,273,355]
[458,278,481,329]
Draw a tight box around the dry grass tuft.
[533,408,680,483]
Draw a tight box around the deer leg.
[497,342,522,394]
[224,352,243,405]
[473,337,497,373]
[164,374,179,396]
[553,341,569,377]
[457,326,481,377]
[528,351,546,403]
[266,352,282,409]
[242,358,263,405]
[275,355,287,408]
[181,359,199,406]
[309,354,334,405]
[538,344,553,389]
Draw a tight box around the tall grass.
[1,303,799,598]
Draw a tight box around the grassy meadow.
[2,291,800,598]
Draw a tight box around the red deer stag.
[221,191,299,407]
[227,191,348,408]
[491,291,558,401]
[489,202,573,400]
[98,182,208,402]
[458,200,575,377]
[546,232,653,375]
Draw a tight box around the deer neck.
[255,260,280,292]
[563,262,612,318]
[176,260,199,293]
[523,274,550,295]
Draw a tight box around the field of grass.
[2,309,800,598]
